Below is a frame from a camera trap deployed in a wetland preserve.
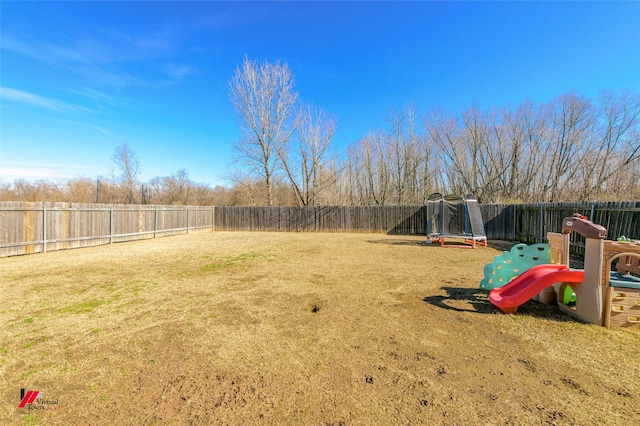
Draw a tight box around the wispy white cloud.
[164,63,198,81]
[75,66,145,89]
[1,87,94,113]
[1,34,105,69]
[2,29,178,88]
[1,34,72,64]
[3,34,146,88]
[2,29,176,66]
[190,4,283,32]
[63,120,122,139]
[0,161,103,182]
[107,28,175,57]
[68,87,119,106]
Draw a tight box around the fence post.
[110,206,113,244]
[43,205,47,253]
[511,204,516,240]
[186,208,190,234]
[212,206,215,232]
[590,203,596,221]
[154,208,158,238]
[540,204,545,243]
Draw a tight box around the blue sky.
[2,1,639,187]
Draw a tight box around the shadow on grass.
[424,287,495,314]
[365,239,425,246]
[367,238,521,250]
[486,240,518,252]
[366,239,478,248]
[424,286,577,322]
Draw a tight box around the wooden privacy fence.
[513,201,640,255]
[213,205,518,238]
[213,205,427,234]
[0,202,214,257]
[1,201,638,257]
[214,203,638,255]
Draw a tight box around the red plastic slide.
[489,264,584,314]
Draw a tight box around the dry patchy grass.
[1,232,639,425]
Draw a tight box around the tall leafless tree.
[111,142,141,204]
[583,90,640,199]
[386,104,424,204]
[347,132,392,205]
[277,103,338,206]
[229,56,298,206]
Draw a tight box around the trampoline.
[426,193,487,248]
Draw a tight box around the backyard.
[1,231,638,425]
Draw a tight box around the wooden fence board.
[2,201,638,257]
[0,202,215,257]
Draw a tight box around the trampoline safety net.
[426,193,487,247]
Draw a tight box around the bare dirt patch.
[1,232,638,425]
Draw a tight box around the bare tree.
[583,90,640,199]
[161,169,192,205]
[278,103,338,205]
[386,104,424,204]
[547,93,595,200]
[347,132,392,205]
[425,108,467,196]
[497,101,544,202]
[10,178,63,202]
[111,142,141,204]
[66,178,96,203]
[343,104,435,206]
[424,93,637,203]
[229,56,298,206]
[0,182,11,201]
[3,88,638,206]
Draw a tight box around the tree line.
[0,143,229,206]
[342,91,640,205]
[227,57,639,205]
[2,58,639,206]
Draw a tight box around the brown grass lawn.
[1,232,639,425]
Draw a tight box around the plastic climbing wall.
[480,243,550,290]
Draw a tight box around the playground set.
[426,193,487,248]
[484,213,640,328]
